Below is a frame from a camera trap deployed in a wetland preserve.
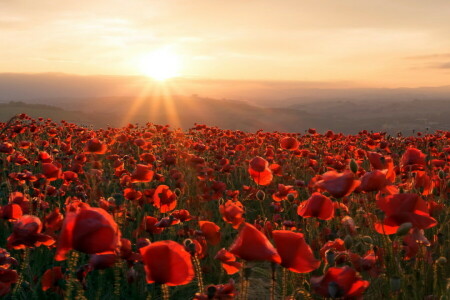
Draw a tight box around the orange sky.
[1,0,450,87]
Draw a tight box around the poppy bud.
[286,193,295,202]
[328,281,341,298]
[390,276,401,292]
[256,190,265,201]
[344,235,353,249]
[436,257,447,265]
[326,250,335,266]
[349,159,358,174]
[396,222,412,236]
[207,285,217,298]
[361,236,373,244]
[174,188,182,197]
[438,170,445,180]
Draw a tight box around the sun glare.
[139,48,181,81]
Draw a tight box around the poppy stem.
[192,255,205,294]
[282,267,287,299]
[161,284,170,300]
[64,251,79,300]
[270,263,276,300]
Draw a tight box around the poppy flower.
[42,163,62,181]
[130,164,154,183]
[7,215,55,249]
[85,138,108,154]
[375,193,437,234]
[199,221,221,246]
[0,268,19,297]
[248,157,273,186]
[297,192,334,220]
[401,147,426,168]
[140,240,194,286]
[229,223,281,263]
[142,216,164,234]
[272,184,298,202]
[219,200,245,229]
[310,266,369,298]
[280,136,300,150]
[42,266,64,292]
[315,170,360,198]
[123,188,143,201]
[1,204,23,221]
[272,230,320,273]
[215,248,242,275]
[153,185,177,213]
[359,170,397,194]
[55,206,121,261]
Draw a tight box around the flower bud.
[361,236,373,244]
[396,222,412,236]
[344,235,353,249]
[436,257,447,265]
[286,193,295,202]
[349,159,358,174]
[256,190,265,201]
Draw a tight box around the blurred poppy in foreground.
[310,266,369,298]
[55,206,121,260]
[140,240,194,286]
[229,223,281,263]
[375,193,437,234]
[272,230,320,273]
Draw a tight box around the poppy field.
[0,113,449,299]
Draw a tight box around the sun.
[139,48,181,81]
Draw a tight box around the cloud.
[406,53,450,60]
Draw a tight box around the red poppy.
[248,157,273,186]
[1,204,23,221]
[140,240,194,286]
[315,170,360,198]
[123,188,143,201]
[42,163,62,181]
[272,184,298,202]
[130,164,154,183]
[153,185,177,213]
[142,216,164,234]
[310,266,369,298]
[229,223,281,263]
[199,221,221,245]
[219,200,245,229]
[85,138,108,154]
[297,192,334,220]
[0,268,18,297]
[359,170,397,194]
[7,215,55,249]
[215,248,242,275]
[401,147,426,168]
[280,136,300,150]
[375,193,437,234]
[55,206,121,261]
[42,266,64,292]
[272,230,320,273]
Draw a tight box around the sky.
[1,0,450,87]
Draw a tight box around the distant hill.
[0,73,449,134]
[0,97,448,135]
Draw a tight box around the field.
[0,113,449,299]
